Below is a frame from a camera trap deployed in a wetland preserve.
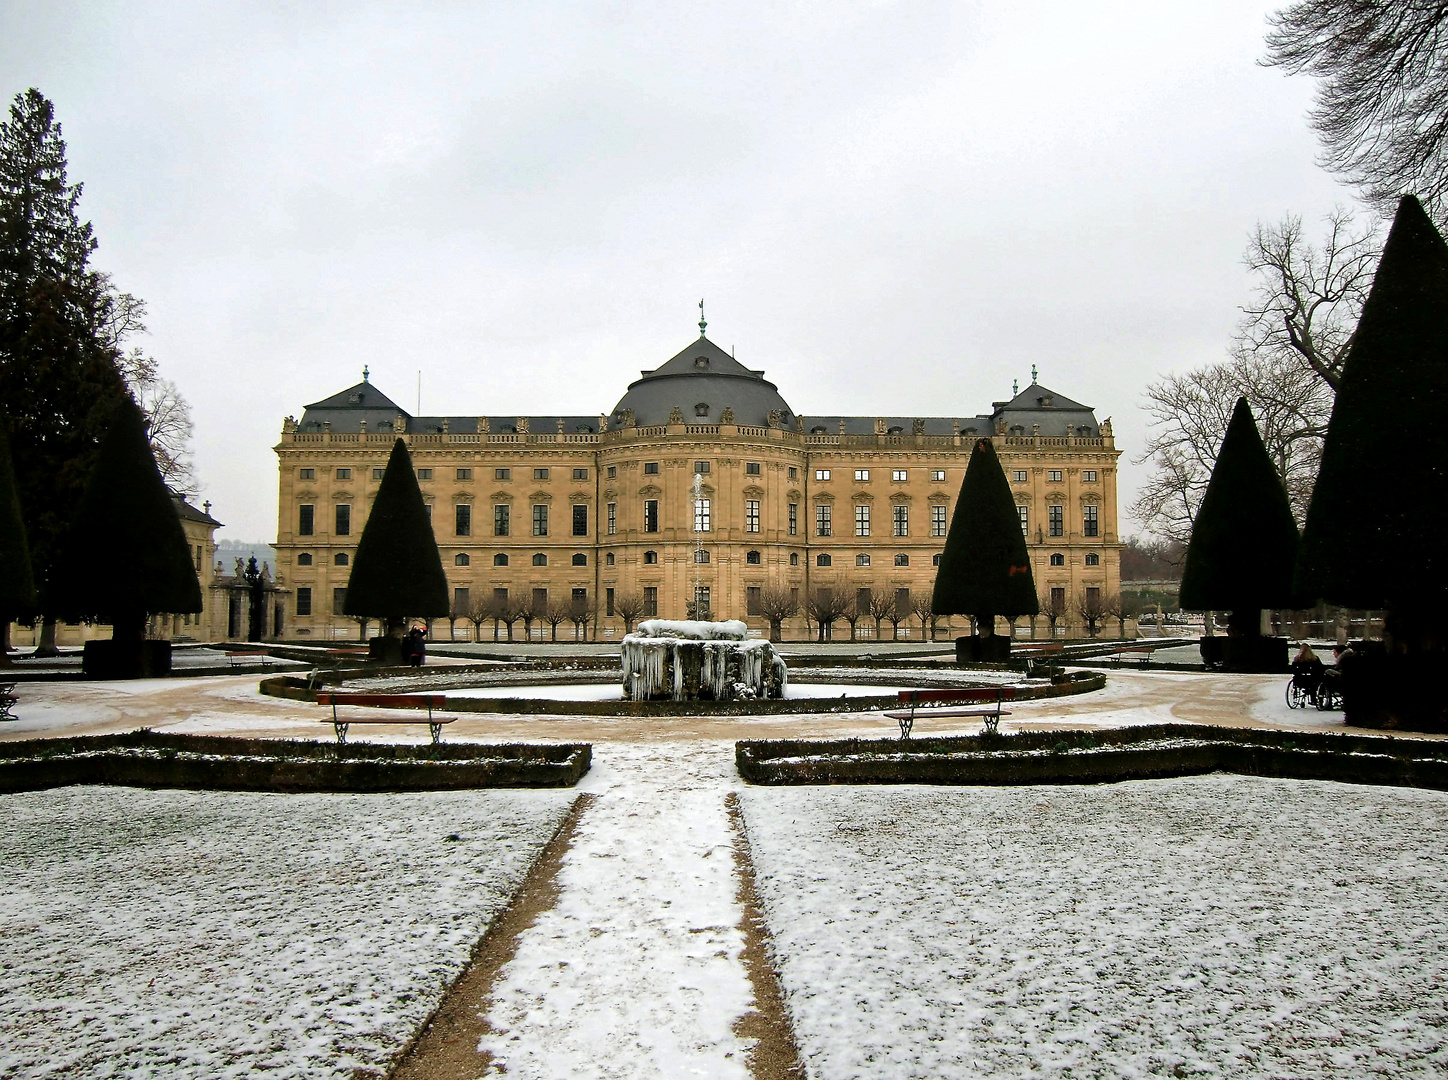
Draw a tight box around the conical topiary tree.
[58,394,201,676]
[343,438,448,660]
[1179,397,1299,670]
[0,424,35,666]
[932,438,1038,660]
[1296,194,1448,728]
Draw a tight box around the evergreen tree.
[343,439,449,636]
[1179,397,1300,632]
[0,89,130,647]
[56,394,201,642]
[932,438,1038,631]
[0,423,34,664]
[1297,195,1448,615]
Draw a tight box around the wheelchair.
[1285,661,1341,711]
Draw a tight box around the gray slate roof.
[610,336,796,428]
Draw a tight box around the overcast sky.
[3,1,1356,542]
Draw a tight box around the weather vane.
[698,298,707,337]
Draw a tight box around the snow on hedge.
[0,785,574,1079]
[742,774,1448,1079]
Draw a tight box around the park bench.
[226,650,268,668]
[314,692,454,744]
[1105,645,1156,669]
[0,681,15,721]
[884,687,1012,740]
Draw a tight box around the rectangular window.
[416,468,433,480]
[1018,505,1029,535]
[456,468,472,481]
[931,469,946,481]
[573,504,588,536]
[788,503,798,535]
[643,462,659,475]
[893,504,908,537]
[607,502,616,535]
[495,468,510,480]
[693,586,710,618]
[855,504,870,537]
[892,469,907,482]
[747,586,763,616]
[815,469,831,481]
[298,504,314,536]
[745,499,760,533]
[532,504,548,536]
[931,504,947,537]
[694,498,711,532]
[532,587,548,612]
[571,587,587,610]
[1087,585,1101,605]
[1051,586,1065,610]
[425,503,432,521]
[572,468,588,481]
[299,467,315,480]
[854,469,869,482]
[694,549,710,564]
[693,460,710,474]
[494,587,508,606]
[856,587,872,614]
[644,499,659,532]
[746,462,761,476]
[788,466,798,481]
[643,587,658,616]
[895,588,911,616]
[455,503,471,536]
[606,588,615,617]
[334,504,351,535]
[816,504,832,537]
[1083,505,1099,537]
[494,504,510,536]
[295,587,312,616]
[453,587,469,613]
[606,465,617,479]
[1083,469,1097,482]
[332,587,347,614]
[373,468,385,480]
[1013,470,1028,483]
[335,467,351,480]
[1048,469,1063,483]
[1049,504,1064,536]
[534,468,550,481]
[194,545,202,572]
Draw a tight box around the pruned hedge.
[0,731,590,793]
[737,723,1448,788]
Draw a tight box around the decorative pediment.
[296,489,319,501]
[1014,494,1031,505]
[491,491,513,503]
[1079,493,1101,505]
[927,493,950,505]
[695,482,715,497]
[852,492,875,504]
[603,487,619,500]
[889,492,912,504]
[453,491,475,502]
[813,493,836,505]
[1045,492,1067,503]
[530,491,553,503]
[786,488,803,501]
[639,484,663,497]
[332,491,354,501]
[742,484,765,498]
[570,491,594,504]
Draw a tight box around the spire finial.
[1031,363,1038,384]
[362,364,370,382]
[698,298,707,337]
[1013,378,1019,396]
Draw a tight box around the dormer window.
[811,426,827,435]
[695,403,709,417]
[887,426,904,435]
[1037,395,1053,407]
[694,356,709,370]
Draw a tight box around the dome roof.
[610,336,796,428]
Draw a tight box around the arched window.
[297,552,312,566]
[746,550,761,565]
[334,552,349,566]
[894,553,909,567]
[887,425,904,435]
[1085,552,1100,566]
[454,553,470,566]
[493,553,509,566]
[533,553,548,566]
[1050,552,1065,566]
[789,552,800,566]
[856,553,871,567]
[605,552,615,566]
[811,426,827,434]
[932,553,942,566]
[572,553,587,566]
[695,549,710,564]
[816,553,832,567]
[644,550,658,564]
[695,402,710,417]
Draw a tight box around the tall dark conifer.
[1179,397,1300,633]
[932,438,1038,631]
[0,424,34,664]
[344,439,449,635]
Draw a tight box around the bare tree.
[805,588,846,642]
[909,593,937,641]
[446,593,470,641]
[1100,593,1127,638]
[1265,1,1448,222]
[757,586,798,642]
[1077,589,1107,638]
[499,596,526,642]
[887,599,907,640]
[614,591,647,634]
[568,594,594,641]
[1039,588,1068,638]
[840,595,863,641]
[868,589,894,640]
[543,599,570,642]
[468,593,494,642]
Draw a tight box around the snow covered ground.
[741,774,1448,1079]
[0,786,575,1079]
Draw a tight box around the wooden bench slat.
[322,717,455,725]
[884,708,1012,721]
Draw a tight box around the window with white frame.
[745,499,760,533]
[892,469,907,481]
[1013,470,1027,483]
[532,504,548,536]
[816,504,832,536]
[855,504,870,537]
[1083,505,1099,537]
[1082,469,1097,482]
[1048,469,1063,483]
[788,503,798,535]
[1017,505,1028,534]
[1049,504,1064,536]
[815,469,831,481]
[892,504,908,537]
[931,504,947,537]
[930,469,946,481]
[856,553,871,567]
[1085,552,1100,566]
[694,498,711,532]
[854,469,869,482]
[607,502,616,535]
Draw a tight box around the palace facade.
[274,332,1124,641]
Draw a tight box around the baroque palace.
[274,326,1122,641]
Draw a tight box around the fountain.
[620,619,788,702]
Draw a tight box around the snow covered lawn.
[742,774,1448,1079]
[0,785,575,1079]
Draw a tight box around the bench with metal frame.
[314,692,454,744]
[0,681,16,722]
[884,687,1012,739]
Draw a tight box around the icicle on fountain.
[621,619,788,702]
